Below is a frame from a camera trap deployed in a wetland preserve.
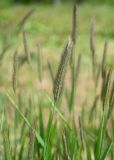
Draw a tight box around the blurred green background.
[0,0,114,87]
[0,0,114,72]
[1,0,114,4]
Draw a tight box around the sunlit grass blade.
[3,123,12,160]
[18,134,26,160]
[94,115,105,160]
[6,92,44,147]
[39,106,44,140]
[43,110,53,160]
[100,141,112,160]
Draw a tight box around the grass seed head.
[53,38,73,104]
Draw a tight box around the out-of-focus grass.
[0,4,114,46]
[0,4,113,159]
[0,3,114,68]
[0,3,113,90]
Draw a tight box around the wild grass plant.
[0,1,114,160]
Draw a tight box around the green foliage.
[0,2,114,160]
[85,0,114,5]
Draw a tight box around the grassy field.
[0,3,114,159]
[0,3,114,69]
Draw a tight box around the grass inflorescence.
[0,1,114,160]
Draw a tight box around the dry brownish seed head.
[53,39,73,104]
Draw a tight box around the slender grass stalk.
[71,0,77,45]
[17,8,35,32]
[28,128,35,160]
[95,63,101,88]
[23,31,31,65]
[0,44,11,62]
[48,61,54,84]
[106,80,114,122]
[70,0,77,66]
[112,120,114,160]
[90,19,96,80]
[89,95,99,121]
[62,131,70,160]
[37,43,43,81]
[94,114,105,160]
[79,116,84,150]
[3,122,12,160]
[102,40,108,78]
[12,50,18,94]
[6,92,44,147]
[69,53,81,111]
[101,68,112,110]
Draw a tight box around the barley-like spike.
[23,31,31,65]
[101,40,108,78]
[53,39,73,104]
[12,50,18,94]
[48,61,54,84]
[37,43,42,81]
[90,19,96,78]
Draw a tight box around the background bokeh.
[1,0,114,4]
